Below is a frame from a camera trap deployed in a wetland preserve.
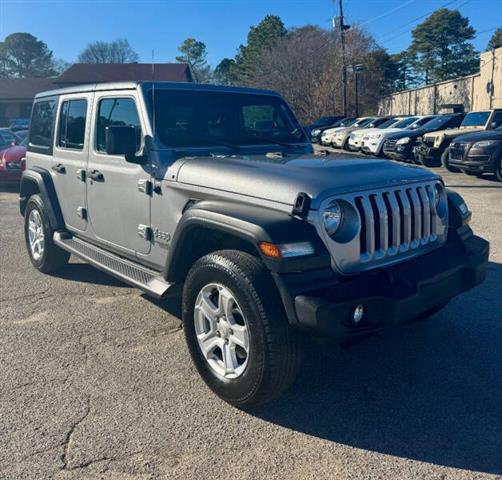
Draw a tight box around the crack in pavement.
[61,395,91,471]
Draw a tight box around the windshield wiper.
[249,136,304,149]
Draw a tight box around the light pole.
[348,64,364,117]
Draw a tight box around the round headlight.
[323,201,342,236]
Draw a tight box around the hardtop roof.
[34,81,280,100]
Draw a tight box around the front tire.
[182,250,301,407]
[441,148,461,173]
[495,158,502,182]
[24,194,70,273]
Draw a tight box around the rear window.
[29,99,57,152]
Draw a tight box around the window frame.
[27,96,58,155]
[94,95,143,155]
[56,98,88,151]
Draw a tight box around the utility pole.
[335,0,349,117]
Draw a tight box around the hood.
[424,126,484,139]
[175,154,438,209]
[451,129,502,144]
[386,129,424,141]
[1,145,26,162]
[322,126,348,136]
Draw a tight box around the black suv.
[449,127,502,181]
[384,114,465,162]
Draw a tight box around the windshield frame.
[460,111,490,128]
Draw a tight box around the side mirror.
[105,125,144,163]
[490,122,499,129]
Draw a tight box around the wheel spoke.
[218,286,235,319]
[196,292,218,324]
[222,342,238,375]
[229,324,249,351]
[199,335,222,358]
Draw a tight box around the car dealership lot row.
[0,157,501,480]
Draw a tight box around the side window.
[29,99,56,150]
[243,105,276,133]
[491,111,502,128]
[58,99,87,150]
[96,98,141,153]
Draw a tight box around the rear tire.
[441,148,461,173]
[24,194,70,273]
[182,250,301,407]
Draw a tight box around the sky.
[0,0,500,67]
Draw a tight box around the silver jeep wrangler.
[21,82,489,406]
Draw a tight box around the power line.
[359,0,417,27]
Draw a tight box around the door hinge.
[77,207,87,220]
[76,169,86,182]
[138,224,153,241]
[137,179,153,195]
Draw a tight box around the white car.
[347,117,402,151]
[320,117,371,146]
[360,116,436,156]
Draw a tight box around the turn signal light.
[259,242,282,259]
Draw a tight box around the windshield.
[340,118,357,127]
[408,116,436,129]
[461,111,490,127]
[392,117,418,128]
[313,116,337,126]
[354,117,376,128]
[420,115,455,129]
[148,89,306,148]
[377,118,398,129]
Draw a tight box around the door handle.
[52,163,66,174]
[88,170,104,182]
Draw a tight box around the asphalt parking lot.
[1,156,502,480]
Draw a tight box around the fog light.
[353,305,364,324]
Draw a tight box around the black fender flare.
[163,200,329,282]
[19,167,65,230]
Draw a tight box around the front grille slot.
[356,183,440,263]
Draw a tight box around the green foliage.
[488,28,502,50]
[77,39,139,64]
[0,33,56,78]
[176,38,211,83]
[214,58,236,85]
[232,15,287,83]
[409,8,477,83]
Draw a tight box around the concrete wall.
[379,47,502,115]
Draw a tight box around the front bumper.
[384,144,414,161]
[449,151,499,174]
[277,234,488,339]
[361,140,381,155]
[413,143,442,164]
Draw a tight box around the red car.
[0,137,27,184]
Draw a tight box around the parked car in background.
[334,117,395,150]
[0,128,22,145]
[12,129,29,141]
[347,117,401,151]
[310,117,354,143]
[0,137,27,185]
[321,117,374,146]
[448,127,502,181]
[383,113,465,162]
[8,118,30,132]
[414,109,502,169]
[360,116,436,157]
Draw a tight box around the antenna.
[151,49,156,136]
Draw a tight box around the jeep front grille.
[315,181,448,274]
[354,184,439,262]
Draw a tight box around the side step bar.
[53,232,173,299]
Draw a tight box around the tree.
[389,50,418,91]
[409,9,477,83]
[232,15,287,83]
[77,39,139,64]
[175,38,211,83]
[214,58,236,85]
[488,28,502,50]
[247,25,384,122]
[0,33,56,78]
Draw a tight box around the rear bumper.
[276,234,488,339]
